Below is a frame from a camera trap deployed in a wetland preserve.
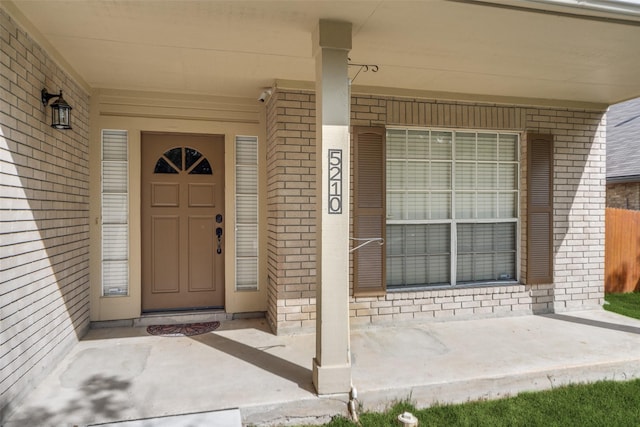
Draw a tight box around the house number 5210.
[328,149,342,214]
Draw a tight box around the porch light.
[41,88,72,129]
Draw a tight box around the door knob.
[216,227,223,254]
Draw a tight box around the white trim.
[101,129,130,297]
[235,135,259,292]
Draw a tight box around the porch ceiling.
[6,0,640,106]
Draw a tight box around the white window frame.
[386,126,520,289]
[235,135,259,291]
[101,129,129,296]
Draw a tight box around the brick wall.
[0,8,90,421]
[607,182,640,210]
[528,109,606,311]
[266,90,605,334]
[265,90,317,332]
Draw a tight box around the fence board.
[605,208,640,293]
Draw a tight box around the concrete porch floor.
[5,309,640,427]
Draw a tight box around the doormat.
[146,321,220,337]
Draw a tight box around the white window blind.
[386,128,519,288]
[235,136,258,291]
[101,130,129,296]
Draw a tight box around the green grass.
[604,292,640,320]
[307,379,640,426]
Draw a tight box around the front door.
[141,133,225,311]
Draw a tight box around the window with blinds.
[386,128,519,288]
[235,136,258,291]
[101,130,129,296]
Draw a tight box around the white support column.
[312,19,352,395]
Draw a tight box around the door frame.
[140,131,226,312]
[89,91,268,322]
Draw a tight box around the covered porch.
[4,0,640,423]
[5,309,640,426]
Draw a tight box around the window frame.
[101,129,130,297]
[235,135,259,292]
[385,126,521,290]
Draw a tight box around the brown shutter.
[353,126,386,296]
[526,133,554,284]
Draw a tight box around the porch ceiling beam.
[273,79,610,111]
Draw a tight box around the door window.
[154,147,213,175]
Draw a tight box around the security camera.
[258,89,272,103]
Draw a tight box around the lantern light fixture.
[41,88,72,130]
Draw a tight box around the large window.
[386,128,519,288]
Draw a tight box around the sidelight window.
[101,130,129,296]
[235,136,259,291]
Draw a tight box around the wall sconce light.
[41,88,72,129]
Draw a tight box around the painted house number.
[328,149,342,214]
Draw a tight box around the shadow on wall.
[0,123,90,326]
[545,113,607,307]
[0,62,90,420]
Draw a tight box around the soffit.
[7,0,640,106]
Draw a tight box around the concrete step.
[90,310,233,329]
[89,409,241,427]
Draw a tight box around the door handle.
[216,227,223,254]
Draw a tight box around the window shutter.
[353,127,386,296]
[526,133,553,284]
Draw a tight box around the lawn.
[309,379,640,427]
[604,292,640,320]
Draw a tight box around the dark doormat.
[146,321,220,337]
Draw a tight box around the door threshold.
[134,309,231,327]
[90,311,266,330]
[142,306,224,315]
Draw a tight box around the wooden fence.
[605,208,640,293]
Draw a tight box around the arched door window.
[154,147,213,175]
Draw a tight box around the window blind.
[386,128,519,287]
[235,136,258,291]
[456,223,517,283]
[101,130,129,296]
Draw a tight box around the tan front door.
[142,133,225,311]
